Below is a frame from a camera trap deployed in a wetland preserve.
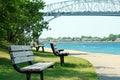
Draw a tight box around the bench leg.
[40,71,44,80]
[60,56,64,66]
[41,46,44,52]
[26,73,31,80]
[36,47,40,51]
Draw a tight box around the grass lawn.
[0,47,98,80]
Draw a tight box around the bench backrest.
[9,45,35,64]
[50,43,59,56]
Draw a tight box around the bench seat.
[21,62,54,72]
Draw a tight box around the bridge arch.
[43,0,120,21]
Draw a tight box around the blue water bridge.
[42,0,120,21]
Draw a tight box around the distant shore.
[44,41,120,44]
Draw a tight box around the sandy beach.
[43,47,120,80]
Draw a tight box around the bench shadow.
[63,62,92,68]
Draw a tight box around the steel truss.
[42,0,120,21]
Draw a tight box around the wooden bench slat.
[21,62,54,71]
[13,56,34,64]
[10,45,31,51]
[11,51,33,57]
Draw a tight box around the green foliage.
[108,34,117,41]
[0,0,48,44]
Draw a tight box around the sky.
[40,0,120,38]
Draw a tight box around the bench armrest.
[58,49,64,52]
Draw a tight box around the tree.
[108,34,117,41]
[0,0,48,44]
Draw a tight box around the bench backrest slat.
[9,45,34,64]
[10,45,31,51]
[11,51,33,57]
[13,56,34,64]
[50,43,59,56]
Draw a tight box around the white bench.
[9,45,54,80]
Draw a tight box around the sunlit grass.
[0,48,98,80]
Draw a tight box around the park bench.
[31,44,44,52]
[30,40,44,52]
[34,45,44,52]
[50,43,69,66]
[9,45,54,80]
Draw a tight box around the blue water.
[44,42,120,55]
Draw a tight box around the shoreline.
[43,47,120,80]
[44,47,120,56]
[43,42,120,55]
